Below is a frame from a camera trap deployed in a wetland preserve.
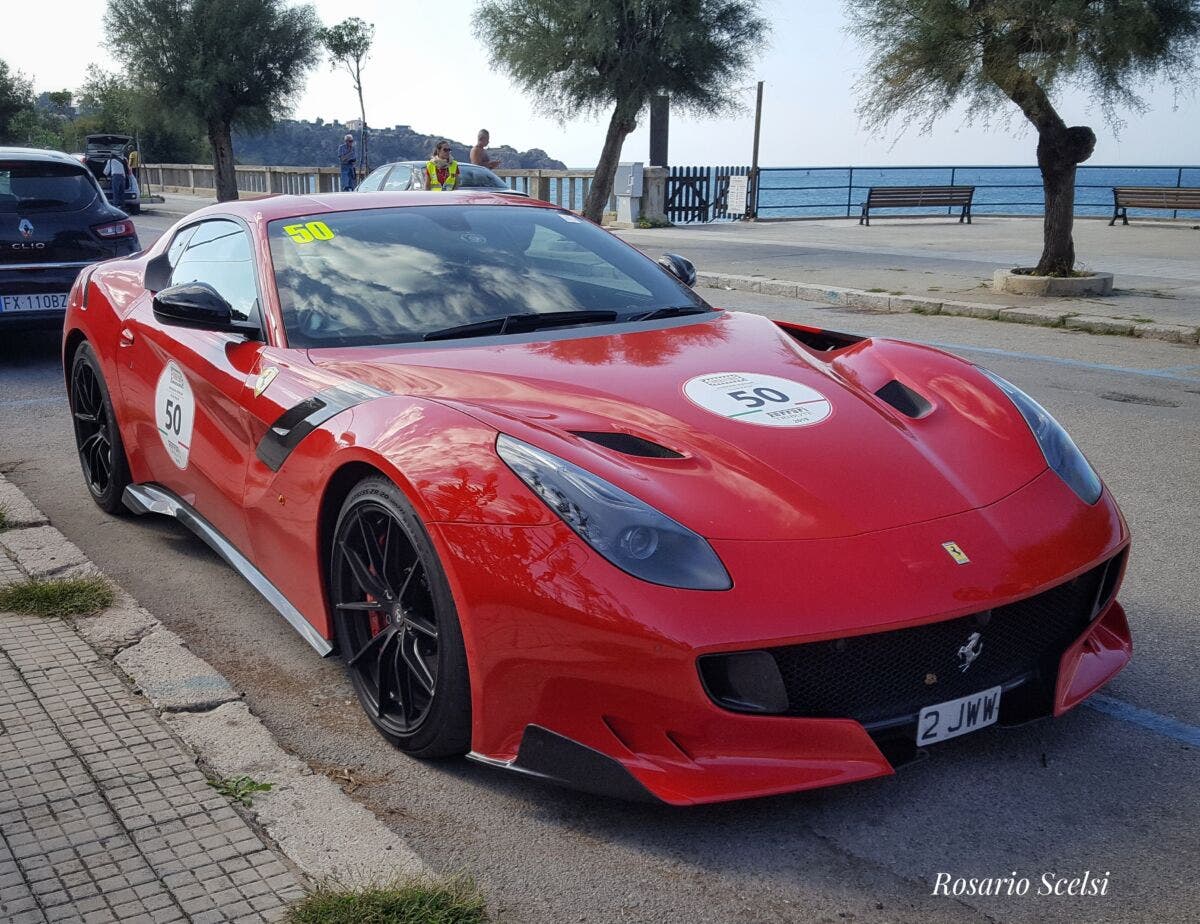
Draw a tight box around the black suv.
[1,148,141,330]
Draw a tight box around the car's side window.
[169,219,260,324]
[382,166,413,191]
[165,225,197,268]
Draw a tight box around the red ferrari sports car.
[63,191,1131,805]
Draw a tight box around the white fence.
[140,163,668,222]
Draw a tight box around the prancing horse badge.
[942,541,970,565]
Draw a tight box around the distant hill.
[232,119,566,170]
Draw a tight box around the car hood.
[308,311,1050,540]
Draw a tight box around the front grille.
[767,559,1114,727]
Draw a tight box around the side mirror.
[144,252,171,293]
[658,253,696,287]
[152,282,252,335]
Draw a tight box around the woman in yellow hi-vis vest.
[425,141,460,190]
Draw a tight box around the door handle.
[119,328,135,346]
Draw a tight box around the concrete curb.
[0,472,430,890]
[168,703,427,887]
[696,271,1200,344]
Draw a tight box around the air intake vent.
[783,325,864,352]
[573,431,684,458]
[875,380,932,418]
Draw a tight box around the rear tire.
[329,476,472,758]
[69,342,131,514]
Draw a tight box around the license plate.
[0,292,70,312]
[917,685,1002,746]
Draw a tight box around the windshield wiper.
[627,305,710,322]
[422,309,619,342]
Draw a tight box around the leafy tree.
[322,17,375,172]
[105,0,322,200]
[74,65,208,163]
[0,60,34,143]
[846,0,1200,276]
[476,0,767,223]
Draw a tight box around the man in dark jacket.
[338,133,357,191]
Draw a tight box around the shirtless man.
[469,129,501,170]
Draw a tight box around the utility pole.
[747,80,763,220]
[649,95,669,168]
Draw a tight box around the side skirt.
[122,483,333,657]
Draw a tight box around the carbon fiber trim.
[255,381,387,471]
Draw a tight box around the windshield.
[0,162,99,213]
[455,165,508,189]
[268,205,709,347]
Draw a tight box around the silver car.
[355,160,528,196]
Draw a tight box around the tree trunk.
[980,40,1096,277]
[1034,125,1095,276]
[208,118,239,202]
[583,100,639,224]
[355,61,368,175]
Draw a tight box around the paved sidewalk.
[0,620,304,923]
[0,488,309,922]
[0,470,430,922]
[618,217,1200,344]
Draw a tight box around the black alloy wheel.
[70,342,131,514]
[330,476,471,757]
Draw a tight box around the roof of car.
[375,160,499,173]
[0,147,88,166]
[179,190,554,223]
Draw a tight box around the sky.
[4,0,1199,168]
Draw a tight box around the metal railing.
[753,164,1200,221]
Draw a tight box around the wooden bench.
[859,186,975,225]
[1110,186,1200,225]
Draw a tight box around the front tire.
[330,476,471,758]
[69,342,131,514]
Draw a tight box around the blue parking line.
[1085,695,1200,747]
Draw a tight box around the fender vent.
[573,431,683,459]
[875,380,932,418]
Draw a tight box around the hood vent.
[875,380,932,418]
[782,325,865,352]
[573,431,684,459]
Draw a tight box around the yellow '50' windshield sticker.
[283,221,335,244]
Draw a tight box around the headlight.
[496,435,732,590]
[979,368,1101,504]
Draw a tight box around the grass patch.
[207,775,274,806]
[287,877,488,924]
[864,287,888,293]
[0,576,114,617]
[634,216,673,229]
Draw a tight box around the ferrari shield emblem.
[942,541,970,565]
[253,366,279,397]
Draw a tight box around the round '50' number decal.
[154,361,196,469]
[683,372,832,428]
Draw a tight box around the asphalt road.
[1,211,1198,922]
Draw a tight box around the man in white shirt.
[104,155,128,211]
